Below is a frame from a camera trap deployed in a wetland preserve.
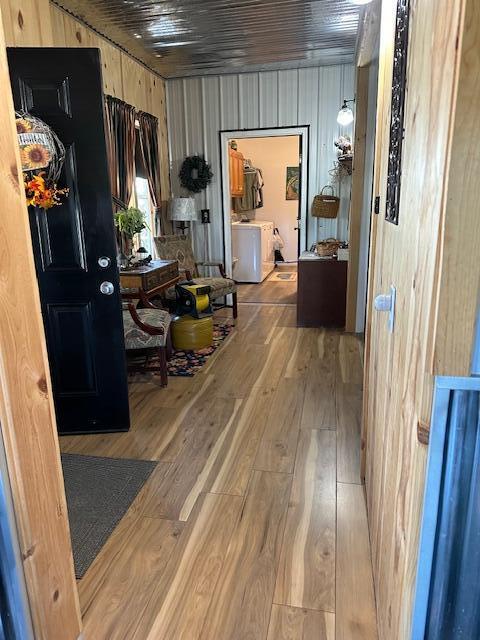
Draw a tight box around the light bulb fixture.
[337,99,355,126]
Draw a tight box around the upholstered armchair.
[122,302,172,386]
[154,235,237,318]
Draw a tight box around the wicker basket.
[316,238,341,258]
[312,185,340,219]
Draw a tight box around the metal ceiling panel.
[53,0,362,77]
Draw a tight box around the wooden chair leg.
[166,327,173,359]
[232,292,238,320]
[158,346,168,387]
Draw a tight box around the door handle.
[374,285,396,333]
[100,281,115,295]
[98,256,111,269]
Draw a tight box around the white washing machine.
[232,221,275,283]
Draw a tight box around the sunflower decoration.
[15,111,69,211]
[16,118,32,134]
[21,144,51,171]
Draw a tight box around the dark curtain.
[104,95,136,212]
[137,110,172,235]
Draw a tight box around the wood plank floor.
[237,264,298,304]
[60,303,377,640]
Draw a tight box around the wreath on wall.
[16,111,69,210]
[179,155,213,193]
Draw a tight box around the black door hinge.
[374,196,380,214]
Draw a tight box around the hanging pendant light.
[337,99,355,126]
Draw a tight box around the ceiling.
[54,0,364,78]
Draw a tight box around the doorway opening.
[220,127,309,306]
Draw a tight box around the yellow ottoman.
[171,315,214,351]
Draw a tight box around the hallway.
[61,304,377,639]
[237,264,298,305]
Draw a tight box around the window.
[134,176,154,256]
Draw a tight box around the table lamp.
[169,197,198,234]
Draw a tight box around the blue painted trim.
[436,376,480,391]
[412,375,480,638]
[411,384,451,639]
[0,471,32,639]
[472,303,480,375]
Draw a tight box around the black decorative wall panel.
[385,0,410,225]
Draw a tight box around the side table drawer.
[143,263,179,290]
[144,272,162,290]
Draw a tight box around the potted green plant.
[113,207,147,258]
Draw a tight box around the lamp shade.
[169,197,198,221]
[337,102,354,127]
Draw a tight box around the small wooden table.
[119,259,180,303]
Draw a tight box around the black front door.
[7,47,130,435]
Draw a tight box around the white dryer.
[232,221,275,283]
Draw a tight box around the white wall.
[235,136,300,262]
[166,65,355,263]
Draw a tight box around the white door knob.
[374,293,392,312]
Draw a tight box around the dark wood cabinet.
[297,258,347,327]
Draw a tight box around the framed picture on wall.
[286,166,299,200]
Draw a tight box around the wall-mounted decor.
[16,112,69,210]
[328,159,352,183]
[331,135,353,180]
[312,185,340,219]
[179,155,213,193]
[286,166,299,200]
[385,0,411,225]
[334,135,352,156]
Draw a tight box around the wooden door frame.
[0,17,82,640]
[346,0,382,334]
[360,0,390,479]
[345,65,370,332]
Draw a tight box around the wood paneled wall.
[0,2,170,637]
[363,0,480,638]
[0,6,81,638]
[1,0,52,45]
[0,0,170,202]
[430,0,480,376]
